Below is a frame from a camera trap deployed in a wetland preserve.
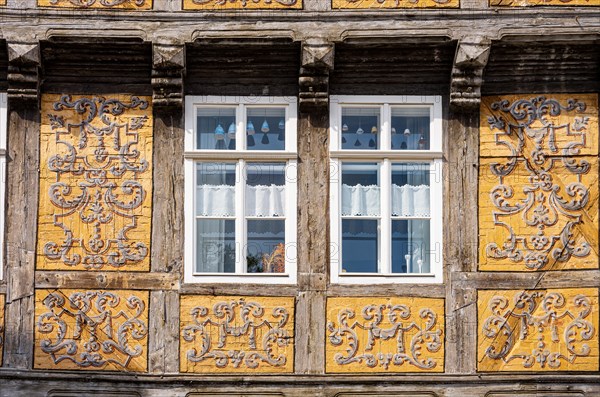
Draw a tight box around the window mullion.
[236,159,246,274]
[237,104,245,150]
[380,159,391,275]
[381,104,390,151]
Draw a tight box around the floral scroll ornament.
[481,291,596,369]
[485,96,593,270]
[327,304,443,370]
[43,95,150,270]
[36,291,148,369]
[192,0,298,6]
[181,299,291,369]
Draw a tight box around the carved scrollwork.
[38,94,153,271]
[180,296,294,373]
[326,298,445,372]
[34,289,149,371]
[478,289,598,371]
[44,0,150,8]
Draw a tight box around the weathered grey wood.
[326,284,446,298]
[34,271,180,291]
[179,283,298,296]
[453,270,600,290]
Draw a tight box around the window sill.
[184,272,296,285]
[331,272,442,284]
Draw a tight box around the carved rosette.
[478,289,599,372]
[326,297,445,373]
[490,0,598,6]
[180,296,295,373]
[38,0,152,9]
[479,94,599,272]
[34,289,150,372]
[0,294,4,366]
[332,0,459,8]
[37,94,153,271]
[183,0,302,9]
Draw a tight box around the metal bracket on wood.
[299,38,334,111]
[7,42,41,106]
[450,38,491,112]
[152,43,185,111]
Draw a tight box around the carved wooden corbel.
[299,39,334,111]
[7,42,41,106]
[450,38,491,111]
[152,43,185,111]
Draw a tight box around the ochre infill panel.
[180,295,295,373]
[326,297,445,373]
[38,0,152,9]
[0,294,4,366]
[332,0,459,8]
[38,94,153,272]
[479,94,599,272]
[183,0,302,10]
[478,288,599,372]
[34,289,150,372]
[490,0,600,6]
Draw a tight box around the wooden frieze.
[326,297,445,373]
[38,0,152,9]
[183,0,302,10]
[180,295,295,373]
[490,0,600,6]
[478,288,599,372]
[332,0,459,9]
[479,94,599,272]
[37,94,153,272]
[34,289,150,372]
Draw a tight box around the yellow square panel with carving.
[491,0,599,6]
[0,294,5,366]
[478,288,599,372]
[38,0,152,9]
[479,94,599,272]
[38,94,153,272]
[180,295,295,373]
[332,0,458,8]
[326,297,445,373]
[183,0,302,10]
[34,289,150,372]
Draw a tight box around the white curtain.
[392,184,430,217]
[246,185,286,217]
[342,184,381,216]
[197,184,286,217]
[196,185,236,216]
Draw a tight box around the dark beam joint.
[152,43,185,111]
[299,39,334,111]
[7,42,41,106]
[450,38,490,112]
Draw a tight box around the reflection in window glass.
[197,107,236,150]
[342,219,378,273]
[247,220,285,273]
[196,219,236,273]
[247,107,286,150]
[391,107,430,150]
[341,107,380,150]
[392,220,430,273]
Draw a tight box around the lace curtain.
[196,184,285,217]
[342,184,430,217]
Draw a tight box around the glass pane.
[392,220,430,273]
[197,107,236,150]
[391,107,430,150]
[246,107,286,150]
[196,163,236,216]
[341,163,379,216]
[196,219,236,273]
[392,163,430,217]
[342,219,378,273]
[246,163,286,217]
[341,107,380,150]
[246,220,285,273]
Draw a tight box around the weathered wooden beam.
[152,43,185,111]
[7,43,40,105]
[299,39,334,111]
[450,37,490,111]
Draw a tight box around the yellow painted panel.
[478,288,599,372]
[38,0,152,9]
[332,0,459,8]
[0,294,4,367]
[0,0,5,6]
[180,295,295,373]
[326,297,445,373]
[183,0,302,10]
[38,94,153,271]
[491,0,599,6]
[479,156,599,271]
[34,289,149,372]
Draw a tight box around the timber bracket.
[299,39,334,111]
[7,42,41,106]
[450,38,491,112]
[152,43,185,111]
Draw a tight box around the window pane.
[246,220,285,273]
[391,107,430,150]
[341,163,380,216]
[392,163,430,217]
[341,107,380,150]
[196,163,236,216]
[196,219,236,273]
[342,219,378,273]
[245,163,286,217]
[197,107,236,150]
[247,107,286,150]
[392,220,430,273]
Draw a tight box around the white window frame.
[184,95,298,284]
[0,93,6,281]
[329,95,443,284]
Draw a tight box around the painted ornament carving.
[39,0,152,8]
[34,289,149,371]
[38,94,153,271]
[478,289,599,372]
[184,0,302,9]
[479,94,599,271]
[326,297,445,373]
[180,296,294,373]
